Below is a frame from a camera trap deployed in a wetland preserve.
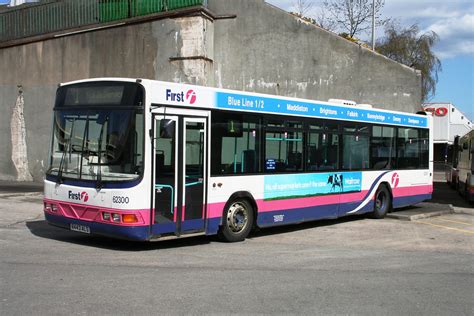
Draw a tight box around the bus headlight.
[112,213,121,223]
[102,212,111,221]
[51,204,59,212]
[44,203,52,212]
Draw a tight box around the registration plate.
[70,223,91,234]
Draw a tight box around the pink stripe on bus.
[207,191,369,217]
[208,202,227,218]
[392,185,432,197]
[257,191,368,212]
[207,185,432,218]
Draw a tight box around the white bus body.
[44,78,433,241]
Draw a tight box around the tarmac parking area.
[0,190,473,315]
[415,213,474,235]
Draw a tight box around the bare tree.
[314,6,337,31]
[291,0,337,30]
[321,0,388,38]
[377,23,442,101]
[292,0,315,17]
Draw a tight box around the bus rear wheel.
[218,199,254,242]
[369,185,391,219]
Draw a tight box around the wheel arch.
[380,181,393,199]
[221,191,258,228]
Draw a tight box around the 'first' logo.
[166,89,197,105]
[81,192,89,202]
[391,173,400,188]
[68,191,89,202]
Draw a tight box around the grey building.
[0,0,422,181]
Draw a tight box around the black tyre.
[369,185,391,219]
[218,199,254,242]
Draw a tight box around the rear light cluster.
[101,212,138,224]
[44,202,59,213]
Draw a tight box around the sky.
[266,0,474,121]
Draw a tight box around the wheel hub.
[226,202,248,233]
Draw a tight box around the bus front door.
[153,116,207,238]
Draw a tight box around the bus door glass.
[182,118,207,232]
[154,115,207,236]
[154,116,178,227]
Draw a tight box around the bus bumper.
[44,213,150,241]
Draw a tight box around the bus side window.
[211,112,261,175]
[265,130,303,173]
[319,147,336,170]
[419,129,429,169]
[342,124,370,170]
[242,150,257,173]
[306,132,320,170]
[397,128,420,169]
[371,126,395,170]
[319,134,339,170]
[287,152,302,170]
[307,145,319,170]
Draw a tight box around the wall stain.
[11,86,33,182]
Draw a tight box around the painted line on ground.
[415,221,474,235]
[432,218,473,226]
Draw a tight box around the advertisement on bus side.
[264,172,362,200]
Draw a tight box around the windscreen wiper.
[79,116,90,180]
[96,116,108,190]
[57,118,75,185]
[56,138,69,185]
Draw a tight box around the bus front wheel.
[369,185,391,219]
[218,199,254,242]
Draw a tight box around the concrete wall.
[0,16,213,181]
[208,0,421,110]
[0,0,422,182]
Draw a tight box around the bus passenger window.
[307,132,320,170]
[343,134,369,170]
[342,124,370,170]
[371,126,395,170]
[242,150,257,173]
[211,112,261,175]
[319,134,339,171]
[397,128,420,169]
[307,123,339,171]
[265,131,303,172]
[419,129,429,169]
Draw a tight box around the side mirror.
[159,119,175,139]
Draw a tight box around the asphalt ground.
[0,180,43,193]
[0,178,473,315]
[430,180,473,209]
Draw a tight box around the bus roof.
[59,77,430,129]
